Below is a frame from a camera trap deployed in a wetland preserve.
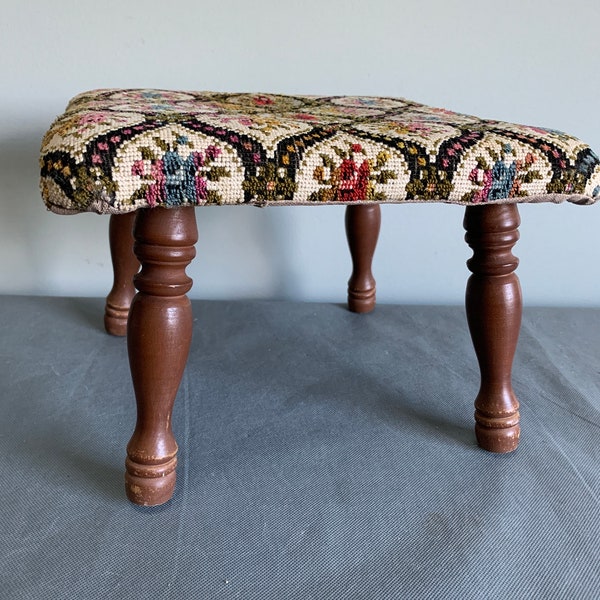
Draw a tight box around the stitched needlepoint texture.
[40,89,600,214]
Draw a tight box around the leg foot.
[125,207,197,505]
[464,205,522,453]
[105,212,139,336]
[345,204,381,313]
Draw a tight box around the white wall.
[2,0,599,305]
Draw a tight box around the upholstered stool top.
[40,89,600,214]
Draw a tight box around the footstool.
[40,90,600,506]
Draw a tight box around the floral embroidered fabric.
[40,89,600,214]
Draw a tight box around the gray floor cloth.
[0,296,599,599]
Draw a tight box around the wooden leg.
[345,204,381,313]
[125,207,197,506]
[104,212,140,336]
[464,204,522,453]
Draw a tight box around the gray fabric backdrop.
[1,297,599,599]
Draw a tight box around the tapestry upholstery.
[40,89,600,215]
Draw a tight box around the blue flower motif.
[159,150,207,205]
[489,160,517,200]
[163,150,185,205]
[577,151,599,175]
[183,155,198,201]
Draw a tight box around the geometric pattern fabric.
[40,89,600,214]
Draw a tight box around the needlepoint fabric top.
[40,89,600,214]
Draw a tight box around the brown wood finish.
[464,204,522,453]
[104,212,139,336]
[108,202,526,504]
[345,204,381,313]
[125,206,198,506]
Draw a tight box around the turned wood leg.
[125,207,197,506]
[464,204,522,453]
[104,212,140,336]
[345,204,381,313]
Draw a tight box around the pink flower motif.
[205,145,221,161]
[294,113,317,121]
[355,161,370,200]
[528,126,549,135]
[254,96,274,106]
[91,154,102,164]
[237,118,253,127]
[252,153,261,163]
[123,129,132,135]
[79,113,105,125]
[110,136,121,143]
[483,169,494,191]
[192,152,204,169]
[195,176,207,202]
[132,160,145,177]
[339,159,358,190]
[146,187,158,207]
[432,107,456,116]
[146,159,165,206]
[442,158,450,168]
[337,158,370,201]
[221,116,252,128]
[97,142,109,151]
[473,170,493,203]
[407,123,430,134]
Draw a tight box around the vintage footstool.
[40,89,600,506]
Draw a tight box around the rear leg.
[345,204,381,313]
[104,212,140,336]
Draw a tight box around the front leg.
[125,207,198,506]
[464,204,522,453]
